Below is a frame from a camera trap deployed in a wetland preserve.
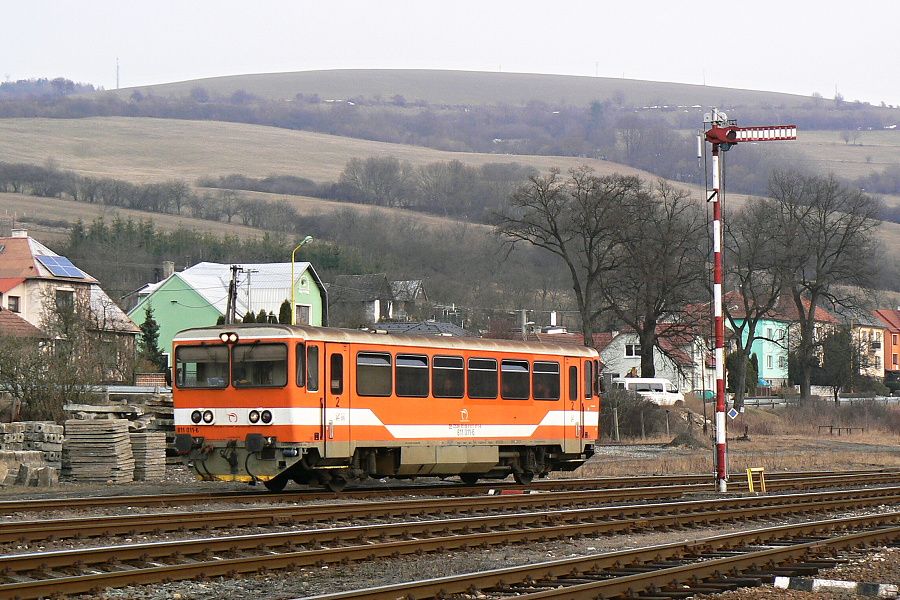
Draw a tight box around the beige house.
[848,310,887,379]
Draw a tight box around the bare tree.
[722,200,789,409]
[768,171,882,398]
[601,180,707,376]
[497,167,632,346]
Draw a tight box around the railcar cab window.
[532,361,560,400]
[330,353,343,394]
[467,358,498,399]
[569,365,578,401]
[175,345,228,389]
[433,355,464,398]
[232,343,287,388]
[584,361,593,398]
[396,354,429,397]
[501,359,530,400]
[357,352,392,396]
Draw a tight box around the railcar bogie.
[173,324,600,491]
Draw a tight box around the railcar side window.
[295,342,305,387]
[232,343,287,388]
[584,361,593,399]
[467,358,498,399]
[569,365,578,401]
[433,355,464,398]
[307,345,319,391]
[532,361,560,400]
[357,352,392,397]
[330,353,343,394]
[396,354,429,397]
[175,345,228,389]
[501,359,530,400]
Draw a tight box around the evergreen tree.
[243,311,256,323]
[216,315,225,325]
[278,300,291,324]
[256,309,268,323]
[267,311,277,323]
[138,305,165,371]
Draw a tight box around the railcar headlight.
[249,409,260,424]
[261,410,272,424]
[190,410,202,424]
[218,332,239,344]
[202,409,214,424]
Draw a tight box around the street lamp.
[291,235,314,325]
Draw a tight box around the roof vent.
[11,229,27,238]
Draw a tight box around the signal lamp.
[202,409,215,424]
[218,332,239,344]
[261,410,273,424]
[191,410,202,424]
[249,409,261,424]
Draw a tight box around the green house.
[128,261,326,363]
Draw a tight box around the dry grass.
[0,117,655,185]
[789,129,900,181]
[105,69,819,108]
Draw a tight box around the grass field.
[106,69,821,109]
[788,129,900,181]
[0,117,654,184]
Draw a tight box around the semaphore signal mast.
[700,109,797,493]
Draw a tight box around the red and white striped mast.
[700,109,797,492]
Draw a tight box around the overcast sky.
[7,1,899,106]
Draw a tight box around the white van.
[612,377,684,406]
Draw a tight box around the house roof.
[136,261,322,318]
[874,309,900,333]
[520,331,614,351]
[838,306,887,328]
[688,292,839,325]
[329,274,393,303]
[390,280,427,303]
[0,309,45,338]
[376,321,473,337]
[0,236,97,283]
[90,285,140,334]
[771,295,839,324]
[0,277,24,294]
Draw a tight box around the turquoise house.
[728,317,790,387]
[128,261,326,363]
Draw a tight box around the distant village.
[1,227,898,398]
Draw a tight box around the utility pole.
[225,264,242,324]
[700,109,797,493]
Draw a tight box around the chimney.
[0,218,12,238]
[11,229,27,238]
[550,311,557,327]
[162,261,175,279]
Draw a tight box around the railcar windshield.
[175,345,228,389]
[232,343,287,388]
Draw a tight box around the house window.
[893,334,898,346]
[766,355,773,369]
[874,356,882,369]
[778,356,787,369]
[7,296,20,313]
[766,327,773,340]
[624,344,641,357]
[55,290,74,311]
[893,353,898,368]
[295,304,311,325]
[299,276,309,290]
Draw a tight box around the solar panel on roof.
[36,255,85,279]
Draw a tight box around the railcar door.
[563,358,583,453]
[324,343,351,458]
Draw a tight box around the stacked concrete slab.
[63,419,134,483]
[0,450,58,487]
[0,422,64,470]
[129,432,166,481]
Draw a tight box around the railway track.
[0,487,896,598]
[0,468,895,513]
[2,483,898,545]
[309,514,900,600]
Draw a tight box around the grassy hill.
[110,69,821,108]
[0,116,655,184]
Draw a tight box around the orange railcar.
[173,324,600,491]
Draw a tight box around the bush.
[600,388,674,439]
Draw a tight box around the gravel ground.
[816,546,900,584]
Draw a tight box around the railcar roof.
[173,324,599,358]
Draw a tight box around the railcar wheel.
[264,475,288,492]
[513,471,534,485]
[324,475,348,492]
[459,474,479,485]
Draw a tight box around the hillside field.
[0,117,654,184]
[107,69,821,109]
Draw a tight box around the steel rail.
[0,484,897,544]
[0,493,896,598]
[0,468,893,513]
[306,515,900,600]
